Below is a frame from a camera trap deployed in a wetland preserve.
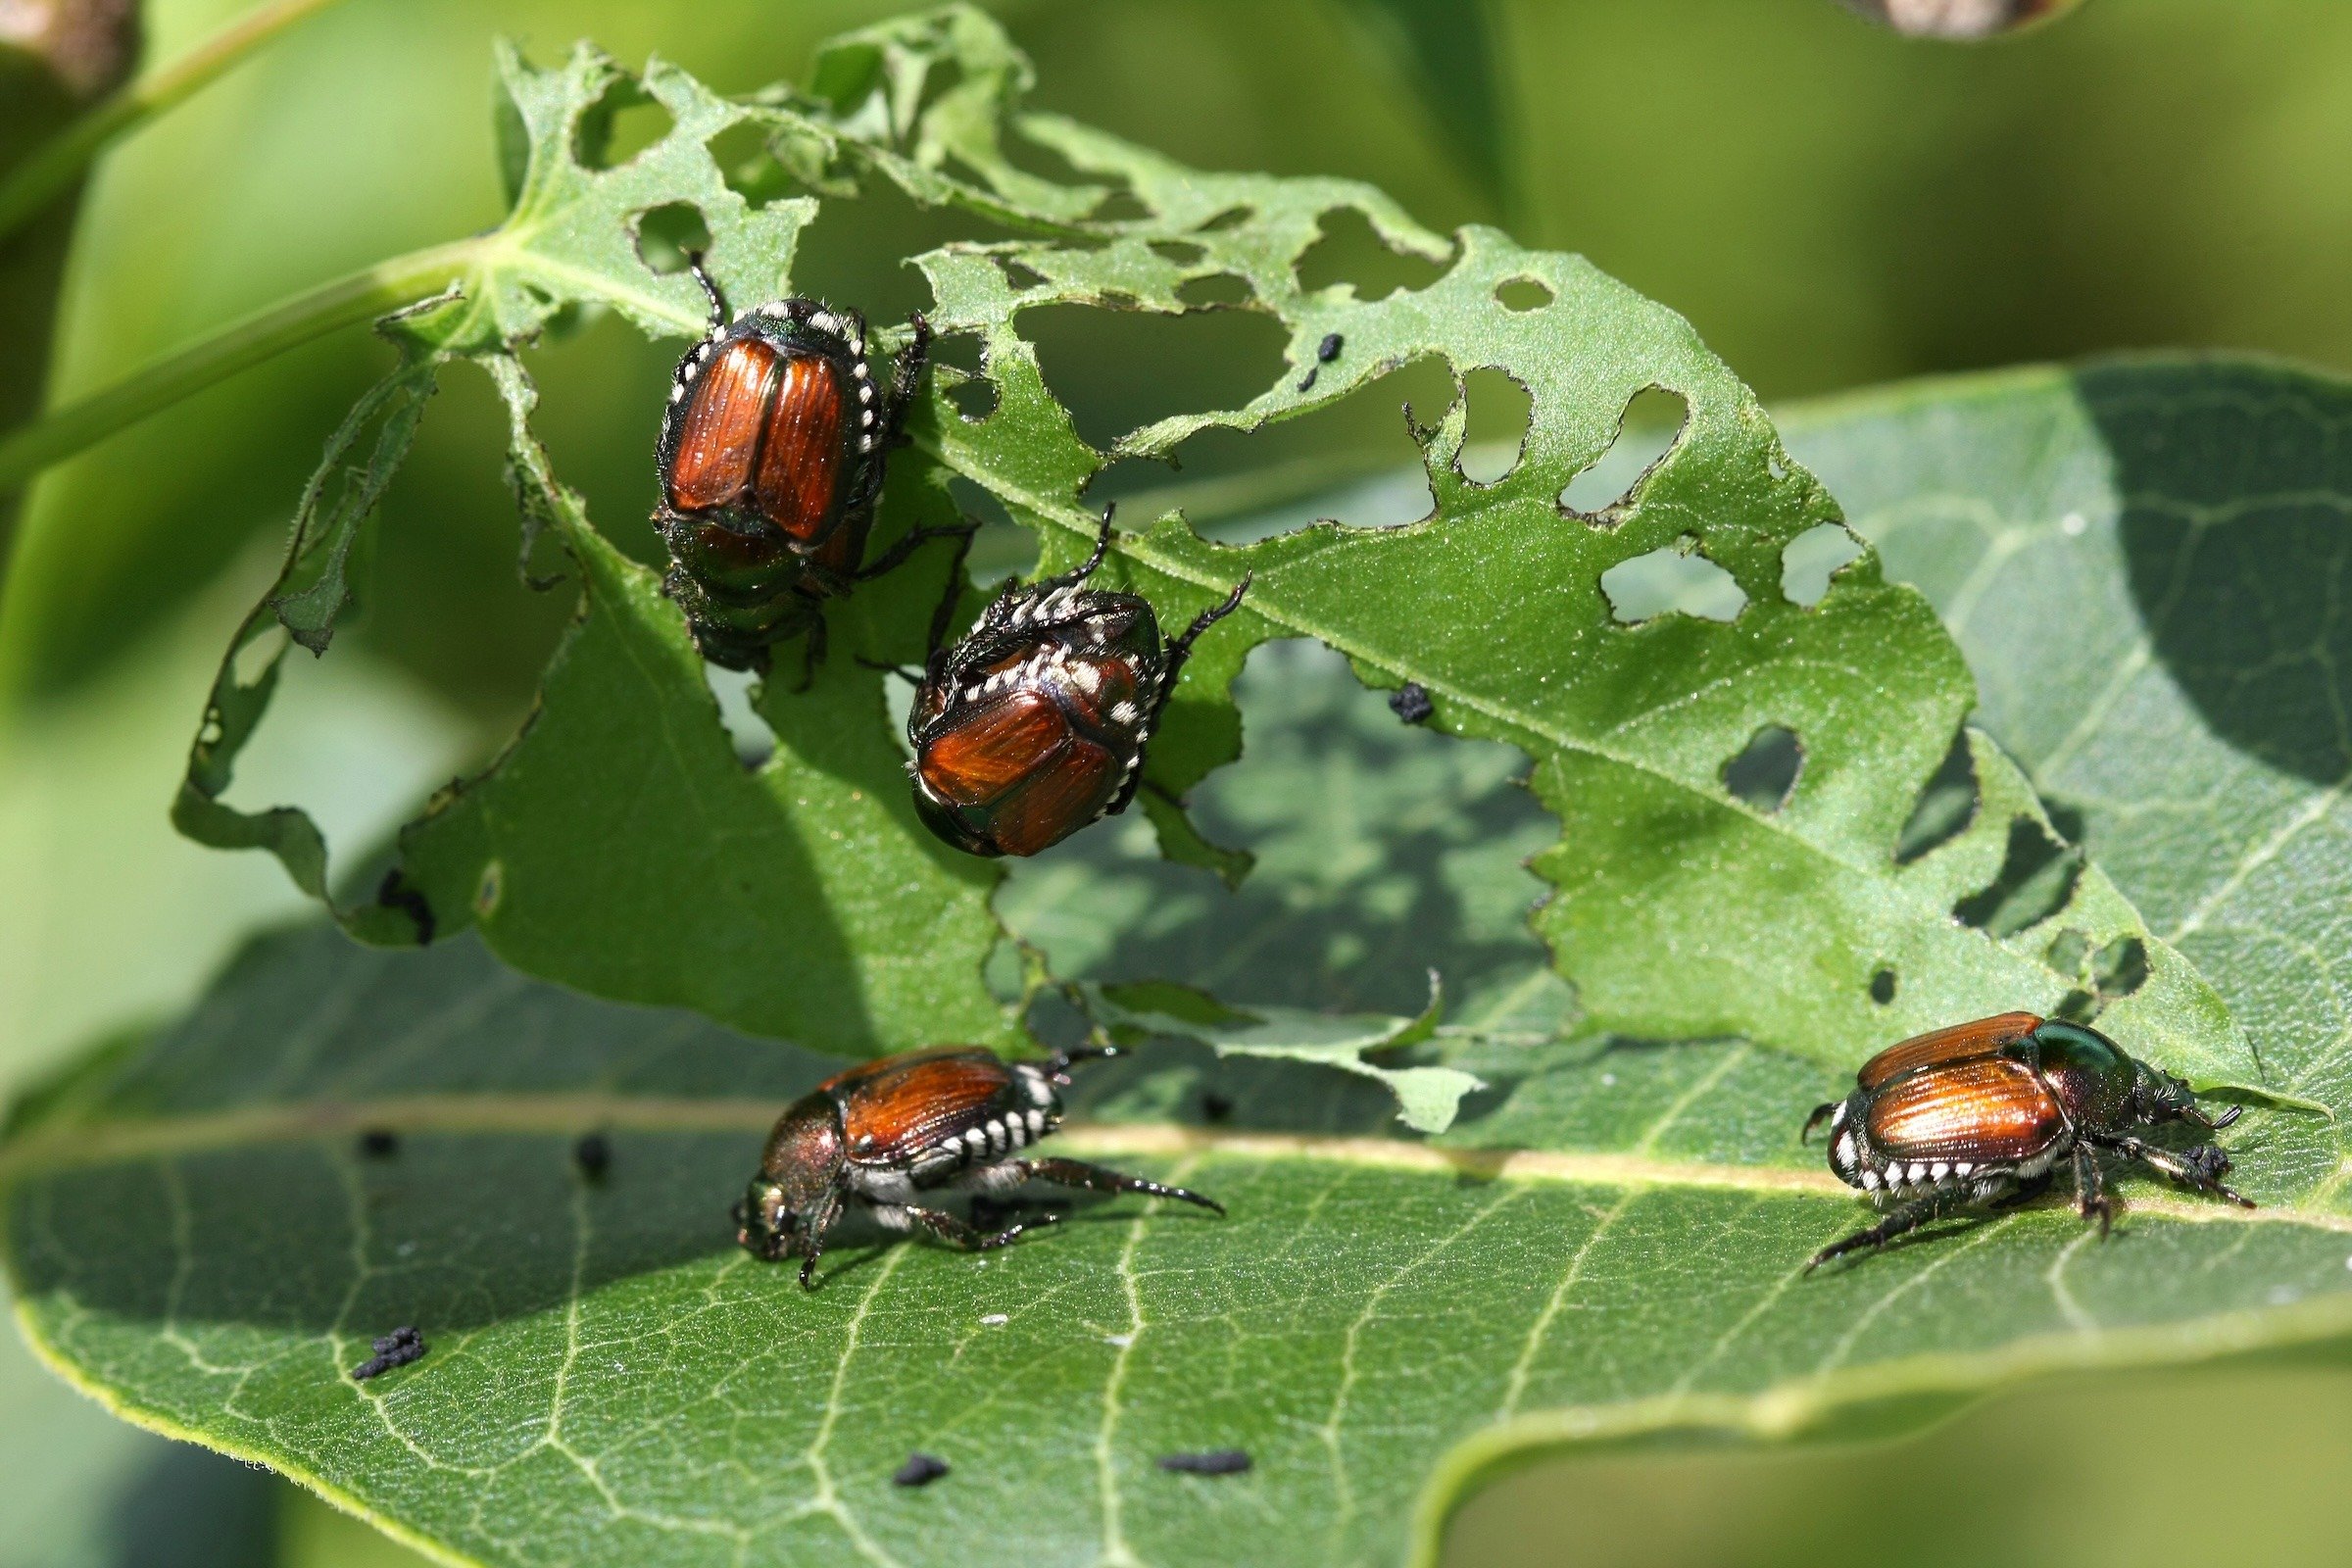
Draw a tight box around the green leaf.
[170,41,1012,1055]
[11,590,2349,1567]
[1784,353,2352,1174]
[1083,973,1481,1134]
[167,7,2257,1096]
[10,707,2351,1568]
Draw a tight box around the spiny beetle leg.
[854,518,979,583]
[882,312,931,453]
[1019,1156,1225,1216]
[1807,1186,1979,1272]
[2107,1134,2255,1207]
[2073,1145,2118,1236]
[894,1203,1063,1251]
[1799,1102,1837,1144]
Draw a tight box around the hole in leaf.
[947,477,1031,586]
[1092,185,1152,222]
[232,623,290,688]
[706,121,794,207]
[996,256,1047,291]
[947,373,998,422]
[1782,522,1864,608]
[791,175,1002,324]
[2046,927,2091,978]
[573,78,672,172]
[1093,355,1454,537]
[633,203,711,276]
[1176,272,1252,309]
[1025,302,1290,454]
[1151,239,1206,266]
[1721,724,1803,812]
[1495,276,1552,312]
[930,333,997,422]
[1558,388,1690,519]
[1199,205,1252,232]
[2052,989,2100,1024]
[704,664,776,769]
[1458,368,1532,486]
[1295,206,1446,302]
[1952,815,2083,938]
[1870,967,1897,1004]
[1599,536,1745,624]
[2091,935,2149,1000]
[1894,728,1979,865]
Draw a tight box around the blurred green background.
[6,0,2352,1563]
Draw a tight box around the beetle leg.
[1111,573,1252,811]
[681,251,728,331]
[2106,1135,2255,1207]
[1806,1183,1991,1271]
[1068,504,1115,585]
[924,523,980,658]
[2072,1144,2118,1236]
[879,311,932,455]
[1800,1102,1838,1144]
[853,517,980,583]
[1148,575,1252,716]
[889,1202,1064,1251]
[1016,1157,1225,1216]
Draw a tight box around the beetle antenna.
[682,249,727,331]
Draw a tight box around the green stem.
[0,0,355,241]
[0,238,479,492]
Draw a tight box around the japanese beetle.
[906,505,1250,858]
[736,1044,1223,1287]
[1802,1011,2250,1269]
[654,256,960,672]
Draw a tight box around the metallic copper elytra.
[906,504,1250,858]
[1802,1011,2250,1271]
[751,355,850,543]
[666,344,850,544]
[914,691,1121,858]
[1863,1054,2058,1162]
[735,1045,1224,1288]
[829,1049,1023,1163]
[652,257,957,673]
[1854,1008,2039,1089]
[667,337,779,514]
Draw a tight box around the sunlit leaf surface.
[1788,356,2352,1210]
[168,8,2246,1094]
[10,633,2352,1568]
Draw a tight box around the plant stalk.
[0,238,480,493]
[0,0,356,242]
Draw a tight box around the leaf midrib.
[924,445,2032,958]
[1,1100,2340,1233]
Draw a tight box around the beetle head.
[739,1093,846,1260]
[2133,1062,2243,1131]
[912,785,1003,858]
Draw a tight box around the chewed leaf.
[1085,974,1481,1133]
[1786,358,2352,1111]
[173,9,2258,1094]
[4,916,2342,1568]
